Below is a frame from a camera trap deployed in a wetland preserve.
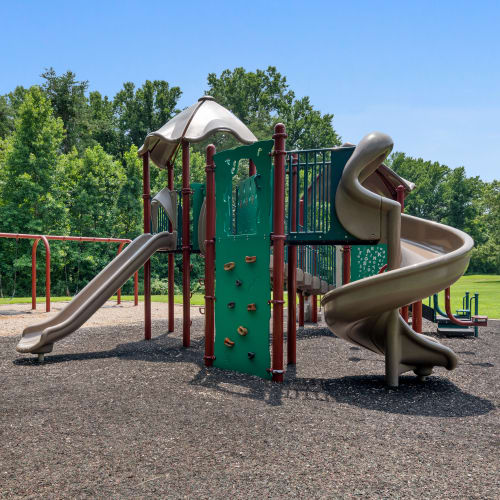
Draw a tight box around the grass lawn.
[2,275,498,318]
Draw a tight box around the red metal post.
[134,271,139,306]
[31,239,39,310]
[271,123,287,382]
[412,300,423,333]
[167,162,175,332]
[287,153,298,364]
[30,236,51,313]
[204,144,216,366]
[116,242,125,304]
[181,140,191,347]
[143,152,152,340]
[249,158,256,176]
[42,236,51,313]
[342,245,351,285]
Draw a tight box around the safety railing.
[285,145,359,245]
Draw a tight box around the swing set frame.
[0,232,139,312]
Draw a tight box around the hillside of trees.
[0,67,497,298]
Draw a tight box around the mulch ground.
[1,303,498,499]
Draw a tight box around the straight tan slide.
[16,231,176,356]
[322,132,471,386]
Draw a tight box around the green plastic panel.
[213,140,274,379]
[350,244,387,281]
[214,237,271,379]
[235,176,258,235]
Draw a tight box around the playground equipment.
[423,290,482,337]
[0,232,139,311]
[16,95,487,387]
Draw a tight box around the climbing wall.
[350,244,387,281]
[213,140,274,379]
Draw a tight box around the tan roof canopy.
[138,95,257,169]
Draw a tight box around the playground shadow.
[189,366,495,417]
[12,332,495,418]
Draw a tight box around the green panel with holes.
[350,244,387,281]
[213,140,273,379]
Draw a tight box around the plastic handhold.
[224,262,236,271]
[235,280,242,287]
[224,338,235,348]
[237,326,248,336]
[245,256,257,263]
[247,303,257,311]
[248,352,255,359]
[227,302,235,309]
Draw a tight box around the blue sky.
[1,0,498,181]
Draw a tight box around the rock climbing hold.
[224,338,235,348]
[227,302,235,309]
[237,326,248,336]
[245,256,257,263]
[248,352,255,360]
[224,262,236,271]
[247,303,257,311]
[235,280,242,287]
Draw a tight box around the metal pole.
[204,144,216,366]
[342,246,351,284]
[271,123,287,382]
[181,140,191,348]
[249,158,256,177]
[143,152,152,340]
[116,242,125,304]
[287,153,297,364]
[40,236,51,313]
[474,292,479,337]
[31,239,39,310]
[298,292,304,327]
[395,185,410,323]
[167,162,175,332]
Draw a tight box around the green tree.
[0,86,67,295]
[41,68,91,153]
[114,145,143,238]
[389,152,450,222]
[88,90,119,156]
[113,80,181,154]
[206,66,340,150]
[0,86,28,139]
[0,86,66,234]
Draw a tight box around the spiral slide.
[321,132,473,386]
[16,231,177,357]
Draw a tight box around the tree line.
[0,67,497,298]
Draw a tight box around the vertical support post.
[385,309,401,387]
[474,292,479,337]
[412,301,422,333]
[40,236,51,313]
[31,239,39,310]
[143,152,152,340]
[396,185,410,323]
[298,292,304,326]
[271,123,287,382]
[287,153,297,364]
[181,140,191,347]
[204,145,216,366]
[116,242,125,304]
[311,294,318,323]
[342,245,351,285]
[249,158,256,177]
[167,161,175,332]
[134,271,139,306]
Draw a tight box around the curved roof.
[138,95,257,168]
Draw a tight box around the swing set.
[0,232,139,312]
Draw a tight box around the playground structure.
[15,96,488,386]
